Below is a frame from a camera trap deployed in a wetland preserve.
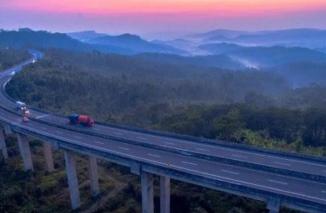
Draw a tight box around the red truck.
[68,113,95,127]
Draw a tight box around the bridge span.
[0,51,325,213]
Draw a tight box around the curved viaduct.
[0,51,325,213]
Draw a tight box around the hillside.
[87,33,185,55]
[6,49,289,124]
[0,28,92,52]
[0,48,29,70]
[3,48,326,213]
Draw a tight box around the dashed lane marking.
[268,179,288,185]
[147,153,161,158]
[196,148,209,152]
[118,146,130,151]
[95,141,105,145]
[35,114,49,119]
[273,161,291,167]
[181,161,198,166]
[164,142,175,146]
[221,169,240,175]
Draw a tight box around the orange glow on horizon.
[2,0,326,15]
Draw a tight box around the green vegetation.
[0,48,29,71]
[3,48,325,212]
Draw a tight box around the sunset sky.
[1,0,326,38]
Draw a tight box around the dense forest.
[7,49,326,154]
[2,48,325,212]
[0,48,29,71]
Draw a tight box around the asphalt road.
[0,53,325,181]
[0,52,326,210]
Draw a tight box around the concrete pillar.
[141,171,154,213]
[160,176,170,213]
[267,198,280,213]
[64,151,80,209]
[17,134,33,171]
[0,129,8,160]
[88,155,100,197]
[43,143,54,172]
[4,125,13,135]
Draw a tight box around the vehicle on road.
[16,101,26,111]
[68,113,95,127]
[21,105,30,122]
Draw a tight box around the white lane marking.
[196,148,209,152]
[35,114,49,119]
[181,161,198,166]
[147,153,161,158]
[226,148,326,168]
[273,161,291,167]
[221,169,239,175]
[167,162,326,202]
[118,146,129,151]
[164,142,175,146]
[136,136,147,140]
[231,154,248,159]
[1,123,326,203]
[94,141,105,145]
[268,179,288,185]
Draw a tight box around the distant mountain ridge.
[69,30,186,55]
[199,43,326,66]
[0,29,185,55]
[68,30,106,42]
[0,28,91,51]
[193,28,326,49]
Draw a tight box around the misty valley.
[0,27,325,213]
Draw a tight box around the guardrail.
[3,118,325,213]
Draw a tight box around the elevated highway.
[0,51,325,213]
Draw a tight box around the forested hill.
[0,48,29,71]
[6,49,326,156]
[7,49,289,116]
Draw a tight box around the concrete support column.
[43,143,54,172]
[267,198,280,213]
[88,155,100,197]
[160,176,170,213]
[0,129,8,160]
[17,134,33,171]
[141,171,154,213]
[4,125,13,135]
[64,151,80,209]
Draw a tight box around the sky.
[1,0,326,39]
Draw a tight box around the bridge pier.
[88,155,100,197]
[141,171,154,213]
[43,143,54,172]
[267,198,280,213]
[17,134,33,171]
[160,176,170,213]
[64,150,80,209]
[0,129,8,160]
[4,125,13,135]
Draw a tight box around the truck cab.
[16,101,26,111]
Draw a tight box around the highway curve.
[0,50,325,212]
